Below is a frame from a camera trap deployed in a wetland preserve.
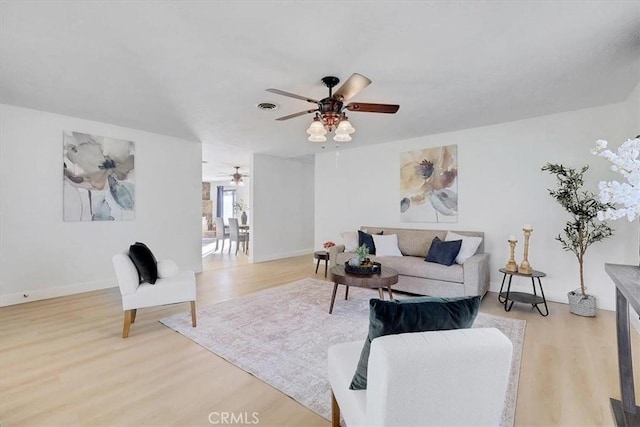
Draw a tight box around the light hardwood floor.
[1,253,638,426]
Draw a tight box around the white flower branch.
[592,137,640,221]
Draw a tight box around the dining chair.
[229,218,249,255]
[214,217,229,252]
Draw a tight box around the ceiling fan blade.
[346,102,400,114]
[266,89,318,104]
[333,73,372,101]
[275,109,318,121]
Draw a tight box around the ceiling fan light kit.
[267,73,399,143]
[230,166,247,186]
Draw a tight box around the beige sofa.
[329,226,490,297]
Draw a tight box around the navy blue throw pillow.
[358,230,382,255]
[349,296,481,390]
[425,236,462,266]
[128,242,158,284]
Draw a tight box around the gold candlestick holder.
[505,239,518,272]
[518,228,533,275]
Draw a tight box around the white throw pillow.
[372,234,403,257]
[445,231,482,264]
[157,259,179,278]
[341,231,359,253]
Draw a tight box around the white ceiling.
[1,1,639,177]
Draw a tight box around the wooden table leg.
[387,286,393,300]
[329,283,338,314]
[315,258,321,274]
[324,259,328,277]
[378,288,384,299]
[345,286,349,300]
[331,391,341,427]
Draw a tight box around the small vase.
[241,211,247,225]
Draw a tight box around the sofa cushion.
[372,234,402,257]
[358,230,382,255]
[375,256,464,283]
[446,231,483,264]
[341,231,359,253]
[362,227,485,257]
[425,237,462,266]
[349,296,481,390]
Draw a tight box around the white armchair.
[112,253,197,338]
[328,328,513,427]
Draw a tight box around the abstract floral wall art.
[63,131,135,221]
[400,145,458,223]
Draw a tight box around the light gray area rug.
[160,278,525,426]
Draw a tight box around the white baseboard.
[0,278,117,307]
[253,248,314,263]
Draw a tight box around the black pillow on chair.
[128,242,158,284]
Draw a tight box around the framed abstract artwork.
[63,131,135,221]
[400,145,458,223]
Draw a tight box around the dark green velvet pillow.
[349,295,481,390]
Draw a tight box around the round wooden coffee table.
[328,265,399,314]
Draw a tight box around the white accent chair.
[328,328,513,427]
[112,253,197,338]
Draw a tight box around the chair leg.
[122,310,134,338]
[190,301,197,327]
[130,308,137,324]
[331,391,340,427]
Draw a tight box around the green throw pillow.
[349,295,481,390]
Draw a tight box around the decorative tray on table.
[345,260,382,275]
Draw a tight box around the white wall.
[0,104,202,306]
[251,154,314,262]
[315,102,636,311]
[626,82,640,135]
[624,83,640,331]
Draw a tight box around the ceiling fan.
[266,73,399,142]
[229,166,249,186]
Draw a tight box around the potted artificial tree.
[542,163,613,317]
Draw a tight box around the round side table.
[314,251,330,278]
[498,268,549,316]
